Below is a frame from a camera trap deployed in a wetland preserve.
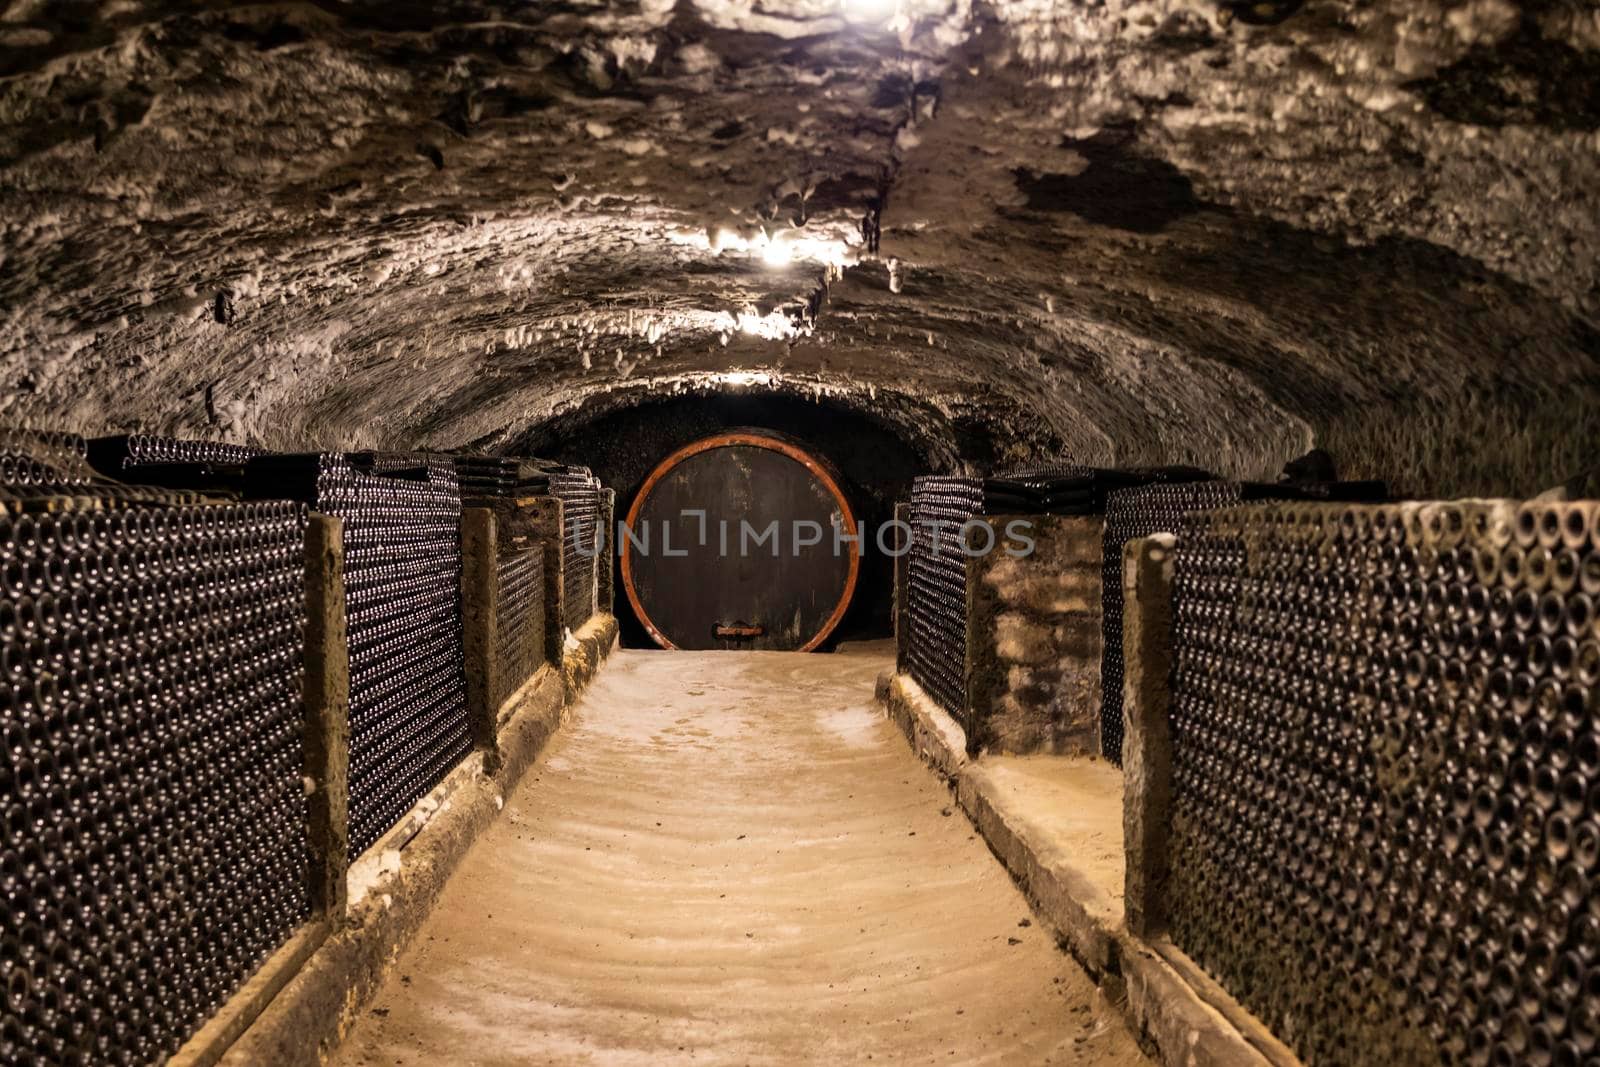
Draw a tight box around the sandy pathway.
[332,648,1147,1066]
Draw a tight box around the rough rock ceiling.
[2,0,1597,494]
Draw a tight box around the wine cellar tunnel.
[3,1,1600,1065]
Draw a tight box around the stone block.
[995,611,1054,665]
[967,515,1104,755]
[460,508,502,773]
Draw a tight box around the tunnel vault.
[2,0,1598,496]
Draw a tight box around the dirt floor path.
[331,648,1148,1066]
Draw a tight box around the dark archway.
[517,391,933,646]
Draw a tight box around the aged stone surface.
[968,514,1103,754]
[171,923,331,1067]
[1121,533,1176,940]
[2,2,1597,494]
[303,514,349,920]
[460,507,503,771]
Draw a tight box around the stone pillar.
[597,488,616,616]
[461,508,502,772]
[963,546,989,744]
[519,495,566,658]
[893,501,911,674]
[303,514,349,920]
[1122,533,1176,939]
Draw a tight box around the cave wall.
[1,0,1597,497]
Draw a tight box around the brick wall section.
[966,515,1104,755]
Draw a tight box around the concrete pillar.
[461,508,502,772]
[1122,533,1176,939]
[597,488,615,616]
[303,514,349,920]
[893,501,911,675]
[519,495,566,658]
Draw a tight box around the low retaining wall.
[877,666,1297,1067]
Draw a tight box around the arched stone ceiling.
[2,0,1597,495]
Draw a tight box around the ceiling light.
[719,370,774,387]
[761,236,793,268]
[841,0,896,23]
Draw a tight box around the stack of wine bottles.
[242,452,471,857]
[493,541,545,709]
[518,463,603,633]
[84,434,266,497]
[452,455,519,504]
[988,463,1216,516]
[1,429,94,490]
[87,434,263,471]
[1,465,310,1063]
[904,476,991,721]
[1166,498,1595,1066]
[1100,477,1387,764]
[1100,479,1245,764]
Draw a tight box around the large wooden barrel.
[621,431,859,651]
